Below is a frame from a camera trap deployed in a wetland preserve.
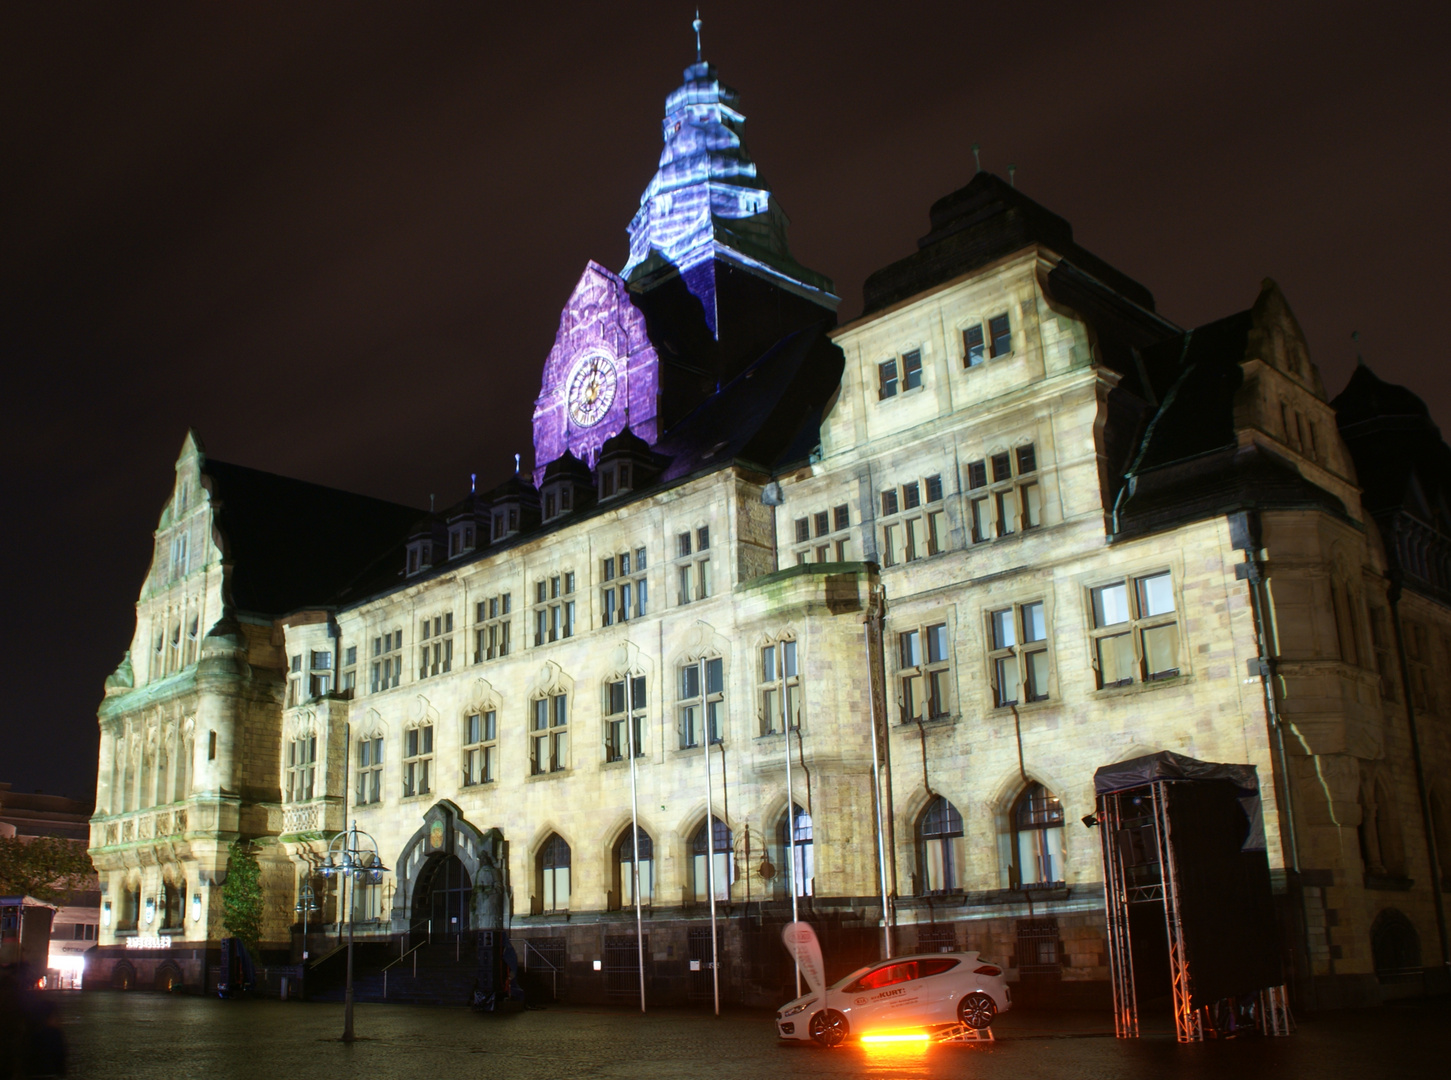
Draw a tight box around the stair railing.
[523,940,561,1001]
[381,937,429,999]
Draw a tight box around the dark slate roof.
[1332,362,1451,526]
[202,459,421,617]
[654,320,844,480]
[1114,310,1346,539]
[862,172,1156,315]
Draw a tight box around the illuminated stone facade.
[86,52,1448,1009]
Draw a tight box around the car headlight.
[780,1000,815,1017]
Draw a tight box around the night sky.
[3,2,1446,801]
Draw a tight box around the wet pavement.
[50,991,1445,1079]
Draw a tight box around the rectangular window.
[833,504,850,531]
[813,510,829,537]
[1016,445,1037,474]
[369,630,403,693]
[967,460,987,489]
[794,518,810,543]
[355,736,383,805]
[901,349,922,391]
[988,313,1012,357]
[878,359,898,399]
[964,324,985,367]
[474,594,512,662]
[1090,572,1180,687]
[285,735,316,802]
[606,675,647,762]
[604,545,648,622]
[674,531,708,605]
[463,710,497,785]
[881,489,899,517]
[899,622,952,721]
[531,693,568,775]
[402,724,433,798]
[679,657,725,748]
[990,602,1050,706]
[759,641,801,735]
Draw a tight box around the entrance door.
[412,854,472,939]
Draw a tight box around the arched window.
[1012,783,1065,887]
[918,797,964,893]
[692,816,734,901]
[539,833,571,912]
[615,826,654,906]
[776,804,814,897]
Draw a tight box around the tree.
[221,840,263,955]
[0,835,94,905]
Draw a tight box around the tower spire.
[693,11,702,62]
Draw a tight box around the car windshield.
[828,966,872,991]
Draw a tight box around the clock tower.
[532,36,836,482]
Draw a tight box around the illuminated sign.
[125,935,172,949]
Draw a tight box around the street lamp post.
[318,821,390,1043]
[295,879,319,961]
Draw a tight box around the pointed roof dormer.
[621,41,836,318]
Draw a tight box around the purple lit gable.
[531,261,660,484]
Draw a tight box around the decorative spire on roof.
[693,10,702,63]
[620,36,834,307]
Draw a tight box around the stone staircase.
[307,933,483,1007]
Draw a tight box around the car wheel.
[958,991,997,1030]
[809,1008,850,1047]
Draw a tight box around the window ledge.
[670,743,722,760]
[601,755,649,771]
[459,779,496,790]
[399,792,434,804]
[1092,672,1189,698]
[894,714,958,731]
[526,769,572,783]
[993,699,1053,714]
[877,383,926,406]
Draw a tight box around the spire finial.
[1352,329,1364,367]
[514,453,521,475]
[1009,163,1017,188]
[693,11,702,62]
[971,142,981,174]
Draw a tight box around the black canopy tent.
[1094,751,1290,1040]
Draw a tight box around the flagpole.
[626,661,646,1012]
[702,655,720,1016]
[779,644,800,996]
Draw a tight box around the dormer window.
[492,507,519,540]
[406,537,436,577]
[599,462,632,501]
[541,485,575,523]
[448,523,476,559]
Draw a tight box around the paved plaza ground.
[42,992,1447,1080]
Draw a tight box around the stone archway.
[394,800,510,935]
[411,854,473,937]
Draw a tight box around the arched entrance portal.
[412,854,472,938]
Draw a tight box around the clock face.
[566,350,618,428]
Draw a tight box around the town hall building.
[85,44,1450,1010]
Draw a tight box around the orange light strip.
[860,1031,931,1044]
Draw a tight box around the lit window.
[530,693,568,775]
[675,527,711,604]
[692,817,734,901]
[532,574,575,645]
[462,710,497,786]
[880,475,948,565]
[402,724,433,798]
[759,639,800,735]
[898,622,952,721]
[967,443,1040,542]
[285,735,316,802]
[539,833,571,912]
[605,675,647,762]
[615,826,654,907]
[474,593,512,661]
[355,735,383,805]
[878,358,898,399]
[1010,783,1065,887]
[987,601,1050,707]
[679,657,724,748]
[370,630,403,693]
[777,804,814,897]
[918,796,964,894]
[602,548,648,625]
[1089,571,1180,688]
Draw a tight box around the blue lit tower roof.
[621,57,836,316]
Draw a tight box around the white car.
[775,951,1011,1045]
